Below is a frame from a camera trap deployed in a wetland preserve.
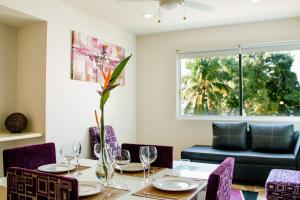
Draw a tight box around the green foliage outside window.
[180,51,300,116]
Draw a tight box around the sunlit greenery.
[181,51,300,116]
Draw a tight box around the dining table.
[0,158,218,200]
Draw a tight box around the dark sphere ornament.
[5,113,28,133]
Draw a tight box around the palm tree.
[181,57,234,115]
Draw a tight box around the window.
[177,42,300,118]
[243,50,300,116]
[180,55,239,116]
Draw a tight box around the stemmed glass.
[112,148,131,189]
[73,142,82,175]
[139,146,157,183]
[139,147,148,184]
[94,143,101,159]
[60,144,76,176]
[108,142,120,157]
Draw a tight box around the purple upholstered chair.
[121,143,173,168]
[7,167,78,200]
[89,125,118,159]
[3,143,56,176]
[205,157,235,200]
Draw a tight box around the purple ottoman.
[266,169,300,200]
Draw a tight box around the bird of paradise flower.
[94,54,131,180]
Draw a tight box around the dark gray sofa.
[181,124,300,184]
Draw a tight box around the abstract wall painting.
[71,31,125,85]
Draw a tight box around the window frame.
[176,40,300,121]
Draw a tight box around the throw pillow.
[250,124,294,152]
[212,122,248,150]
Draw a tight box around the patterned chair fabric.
[121,143,173,168]
[7,167,79,200]
[205,157,235,200]
[266,169,300,200]
[3,143,56,176]
[89,125,118,160]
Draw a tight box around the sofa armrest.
[294,132,300,169]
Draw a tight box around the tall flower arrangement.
[94,54,131,154]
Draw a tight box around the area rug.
[231,189,259,200]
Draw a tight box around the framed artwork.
[71,31,125,85]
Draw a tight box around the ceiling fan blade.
[184,0,214,12]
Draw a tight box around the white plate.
[79,181,105,197]
[38,163,76,173]
[152,176,199,191]
[115,162,146,172]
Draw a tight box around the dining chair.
[3,142,56,176]
[205,157,235,200]
[121,143,173,168]
[7,167,78,200]
[89,125,119,159]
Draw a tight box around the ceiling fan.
[119,0,215,23]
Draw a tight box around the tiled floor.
[232,183,266,200]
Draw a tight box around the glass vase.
[95,144,114,186]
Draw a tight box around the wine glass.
[60,144,76,176]
[73,142,82,175]
[112,148,130,189]
[108,142,120,159]
[94,143,101,159]
[140,146,157,183]
[139,146,149,184]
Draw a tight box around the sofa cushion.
[249,124,294,153]
[212,122,248,150]
[181,145,296,167]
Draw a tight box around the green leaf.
[102,91,110,105]
[110,55,132,84]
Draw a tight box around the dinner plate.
[152,176,199,191]
[38,163,76,173]
[79,181,105,197]
[115,162,146,172]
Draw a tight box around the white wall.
[0,0,137,160]
[137,18,300,159]
[0,23,17,132]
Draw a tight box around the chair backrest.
[89,125,118,159]
[205,157,235,200]
[3,142,56,176]
[7,167,78,200]
[121,143,173,168]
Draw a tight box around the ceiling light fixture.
[130,0,214,23]
[252,0,262,2]
[157,0,186,23]
[143,14,153,18]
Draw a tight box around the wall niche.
[0,5,47,134]
[0,5,47,176]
